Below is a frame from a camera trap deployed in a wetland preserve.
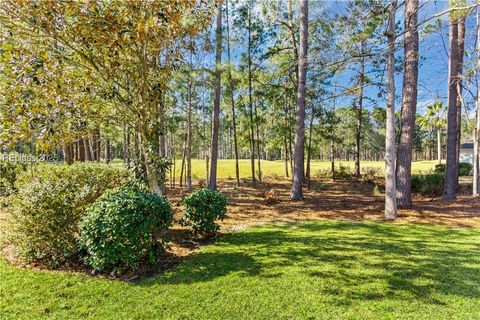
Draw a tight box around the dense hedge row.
[4,163,228,274]
[7,163,129,267]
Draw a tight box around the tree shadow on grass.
[138,221,480,306]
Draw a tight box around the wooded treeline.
[0,0,479,218]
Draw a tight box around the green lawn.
[1,221,479,319]
[169,159,439,180]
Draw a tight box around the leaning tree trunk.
[444,13,460,200]
[384,0,397,220]
[208,1,222,190]
[290,0,308,201]
[396,0,419,207]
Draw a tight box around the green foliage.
[411,173,444,196]
[7,163,128,268]
[0,160,27,197]
[181,189,228,236]
[312,181,328,191]
[435,163,473,176]
[79,182,173,274]
[336,165,353,180]
[434,164,446,173]
[459,163,473,176]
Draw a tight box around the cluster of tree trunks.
[63,128,111,165]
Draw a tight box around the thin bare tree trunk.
[355,41,365,177]
[180,132,187,189]
[385,0,398,220]
[186,43,193,192]
[284,136,289,177]
[226,0,240,187]
[306,102,315,189]
[473,1,480,197]
[437,129,442,164]
[63,143,73,165]
[444,13,460,200]
[290,0,308,201]
[396,0,419,207]
[455,14,466,188]
[247,6,256,185]
[255,102,262,183]
[208,1,222,190]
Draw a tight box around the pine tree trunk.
[455,14,466,188]
[306,103,315,189]
[396,0,419,207]
[444,14,460,200]
[63,143,73,165]
[226,0,240,187]
[208,1,222,190]
[384,0,397,219]
[290,0,308,201]
[473,2,480,197]
[105,138,111,164]
[255,102,262,183]
[437,129,442,164]
[355,41,365,177]
[247,7,256,185]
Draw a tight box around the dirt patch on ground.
[2,178,479,279]
[168,178,480,229]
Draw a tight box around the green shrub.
[180,189,228,236]
[335,165,353,180]
[7,163,128,268]
[0,160,28,197]
[411,173,444,196]
[79,182,173,274]
[459,162,473,176]
[434,164,446,173]
[313,181,328,191]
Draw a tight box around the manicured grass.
[1,221,479,319]
[170,159,439,180]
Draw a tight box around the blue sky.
[325,0,478,115]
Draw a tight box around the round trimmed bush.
[180,188,227,236]
[79,182,173,274]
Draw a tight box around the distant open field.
[169,159,440,180]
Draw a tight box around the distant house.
[459,143,476,165]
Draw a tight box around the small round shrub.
[459,163,473,176]
[180,188,228,236]
[434,164,446,174]
[411,173,444,196]
[79,182,173,274]
[7,163,128,268]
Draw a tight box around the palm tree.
[418,102,446,164]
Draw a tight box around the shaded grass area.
[167,159,438,180]
[1,220,479,319]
